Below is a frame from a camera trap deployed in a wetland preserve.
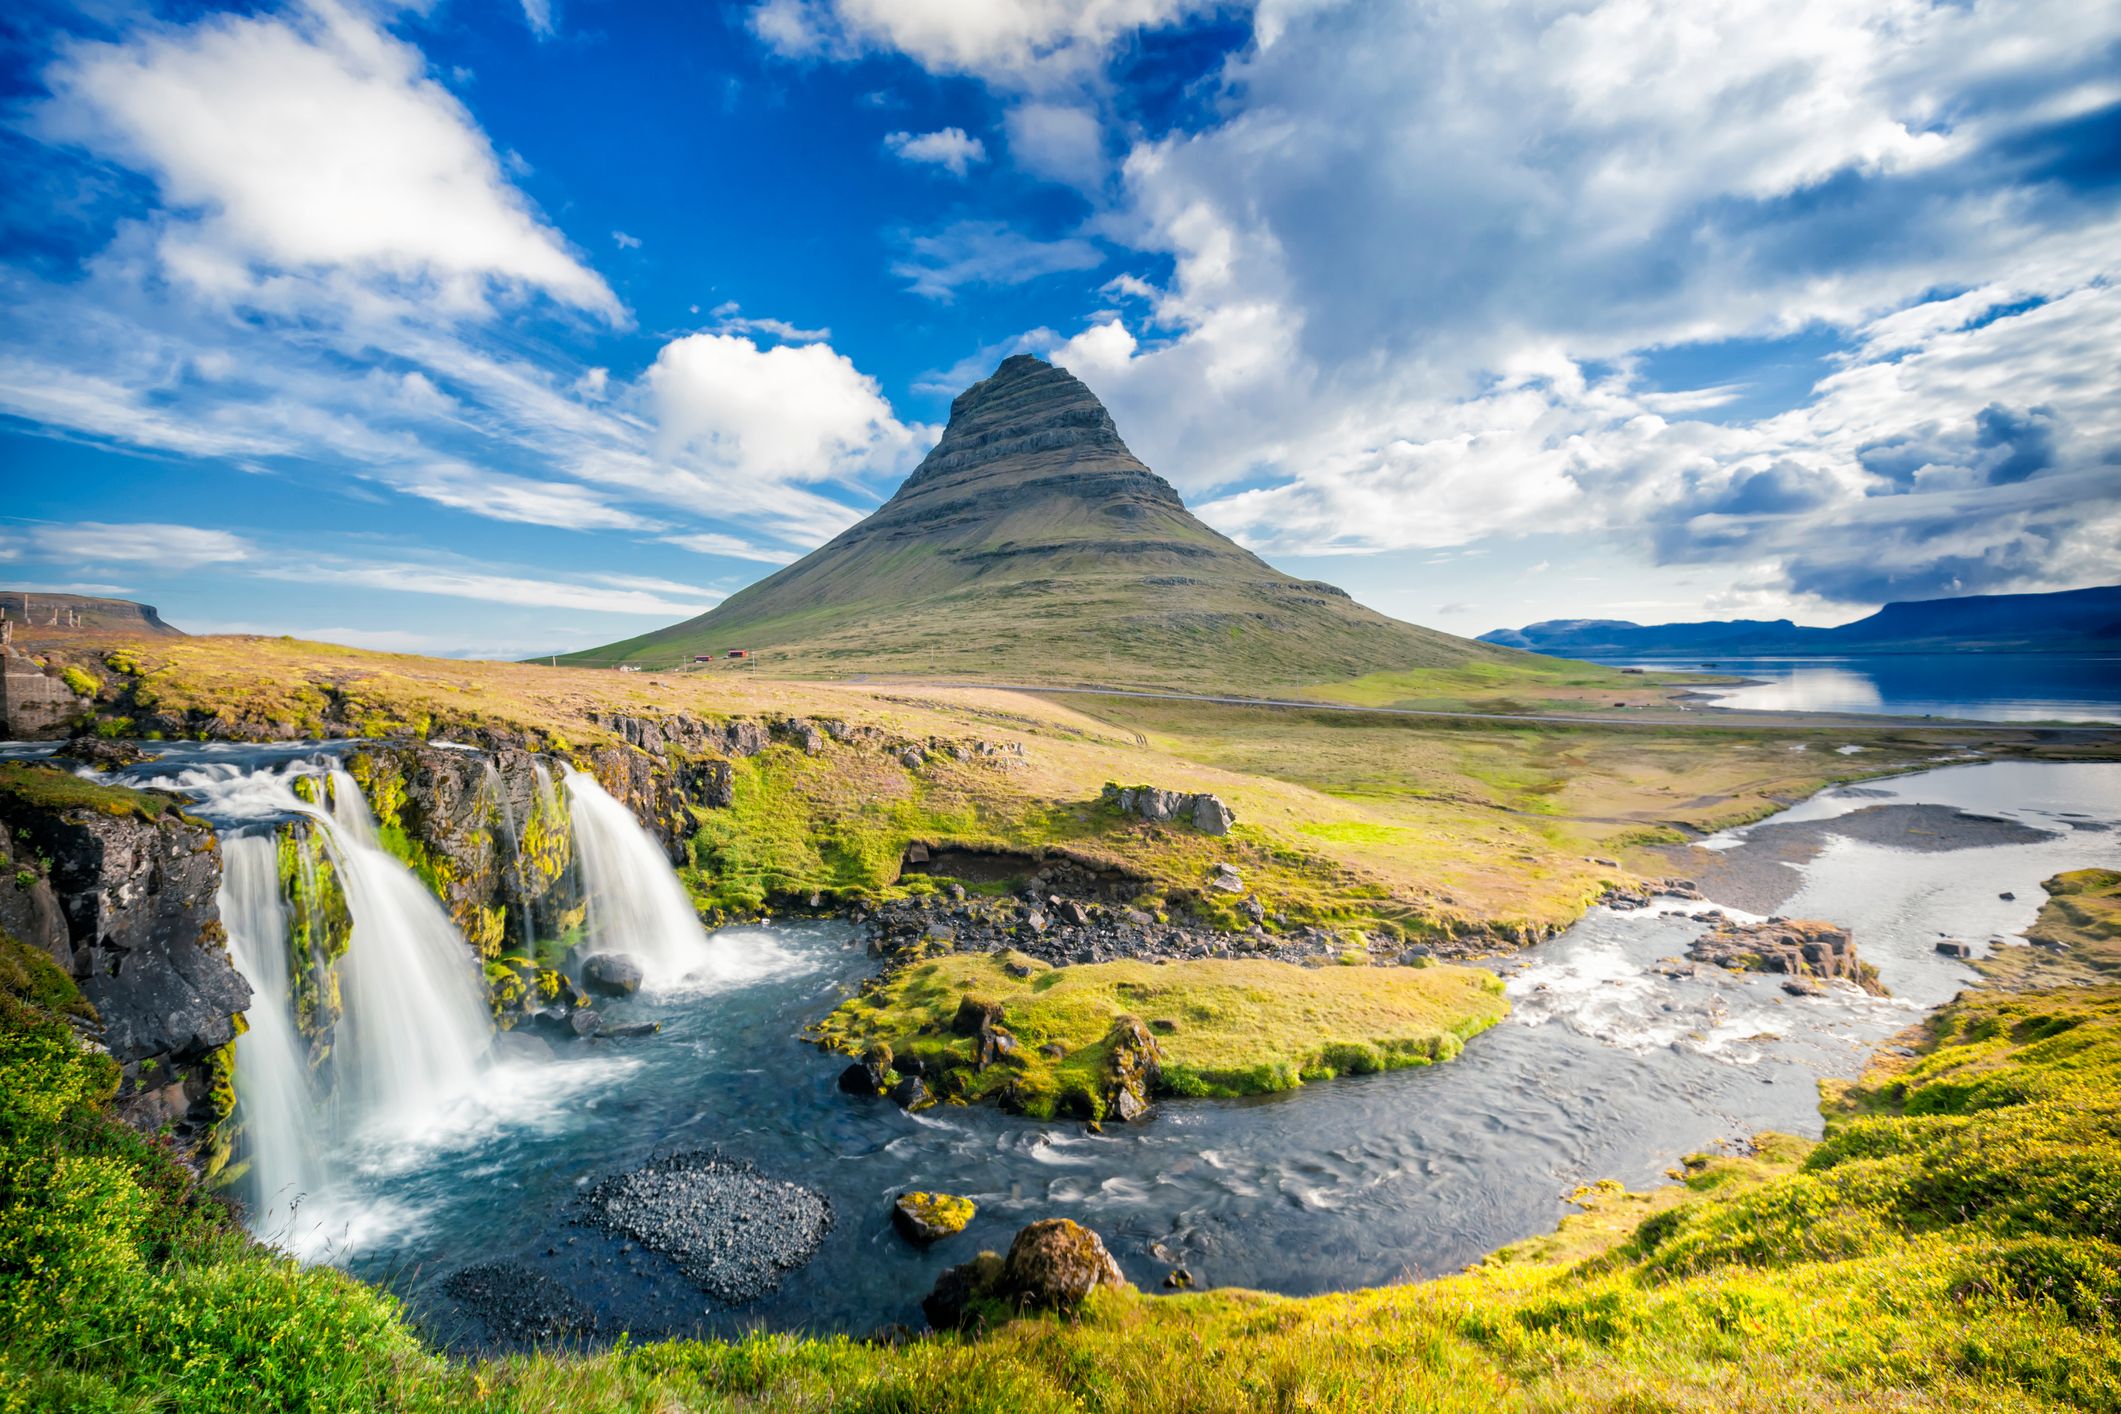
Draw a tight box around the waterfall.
[561,766,715,990]
[218,833,326,1221]
[323,771,491,1134]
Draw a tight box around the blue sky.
[1,0,2117,657]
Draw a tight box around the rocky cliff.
[0,766,246,1167]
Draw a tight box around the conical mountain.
[571,355,1533,690]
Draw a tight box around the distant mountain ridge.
[1481,585,2121,658]
[568,355,1545,690]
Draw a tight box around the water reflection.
[1607,653,2121,723]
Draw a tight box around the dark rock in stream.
[442,1261,597,1345]
[577,1152,833,1305]
[581,952,644,997]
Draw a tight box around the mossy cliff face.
[0,763,246,1168]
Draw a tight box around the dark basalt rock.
[0,775,245,1162]
[442,1261,597,1346]
[581,952,643,997]
[577,1152,833,1305]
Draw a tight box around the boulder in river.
[1688,918,1889,996]
[581,952,644,997]
[921,1218,1126,1329]
[892,1191,975,1245]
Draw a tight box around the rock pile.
[923,1218,1127,1329]
[442,1261,597,1345]
[576,1152,834,1305]
[1688,918,1889,996]
[1102,783,1236,835]
[859,892,1352,972]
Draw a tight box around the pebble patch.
[442,1261,598,1345]
[576,1152,834,1305]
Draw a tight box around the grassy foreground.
[810,951,1508,1117]
[7,892,2120,1410]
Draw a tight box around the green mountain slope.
[566,356,1556,692]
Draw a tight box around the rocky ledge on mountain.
[1688,917,1889,996]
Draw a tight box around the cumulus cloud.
[750,0,1208,84]
[883,126,987,175]
[648,333,928,484]
[45,0,618,318]
[892,219,1102,300]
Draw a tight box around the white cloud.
[264,557,722,617]
[750,0,1208,84]
[648,332,929,484]
[1004,102,1103,188]
[662,531,803,564]
[377,462,661,531]
[612,230,642,249]
[709,303,833,342]
[892,220,1102,301]
[884,126,987,176]
[2,521,255,572]
[47,1,618,318]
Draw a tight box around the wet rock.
[892,1191,975,1245]
[1163,1267,1195,1290]
[577,1152,833,1305]
[1781,977,1825,998]
[443,1261,596,1345]
[568,1009,603,1038]
[581,952,644,997]
[922,1251,1005,1330]
[1690,918,1890,997]
[889,1074,930,1110]
[1103,1016,1162,1122]
[601,1020,660,1039]
[1936,940,1973,959]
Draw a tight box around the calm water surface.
[1604,653,2121,723]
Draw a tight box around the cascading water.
[217,832,327,1223]
[323,770,491,1135]
[561,766,715,990]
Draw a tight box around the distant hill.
[568,356,1548,691]
[1481,585,2121,657]
[1,592,184,643]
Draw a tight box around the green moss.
[277,822,350,1055]
[0,762,182,823]
[58,665,101,698]
[812,952,1507,1114]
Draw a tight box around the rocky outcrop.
[1689,918,1889,996]
[1102,1017,1162,1122]
[0,770,245,1163]
[1102,783,1236,835]
[923,1218,1126,1329]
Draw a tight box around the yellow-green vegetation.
[897,1192,976,1238]
[0,761,190,824]
[8,899,2120,1410]
[275,823,349,1056]
[34,631,2118,943]
[813,952,1508,1117]
[1978,868,2121,989]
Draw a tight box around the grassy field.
[1977,868,2121,989]
[28,632,2117,946]
[810,950,1508,1117]
[7,908,2118,1412]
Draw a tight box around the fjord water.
[1614,652,2121,722]
[288,757,2114,1346]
